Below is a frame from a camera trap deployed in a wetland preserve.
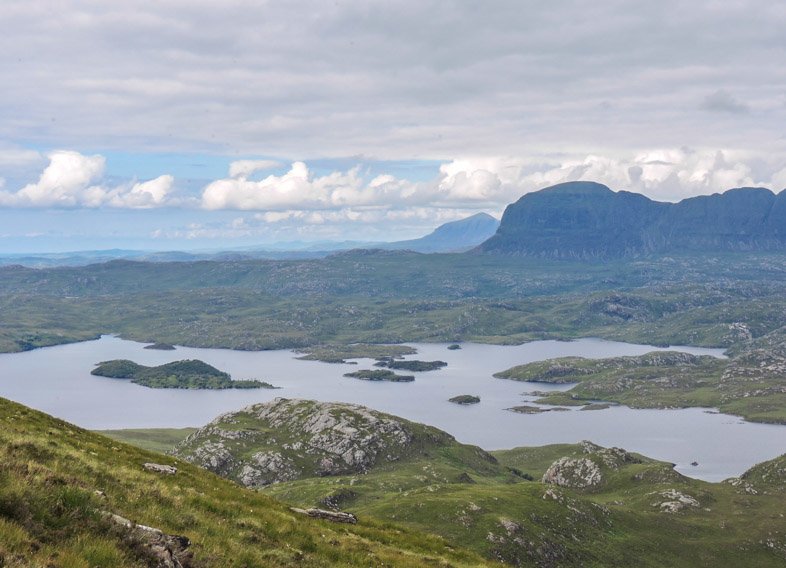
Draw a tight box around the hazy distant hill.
[480,181,786,258]
[382,212,499,252]
[0,213,499,267]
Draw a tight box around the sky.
[1,0,785,252]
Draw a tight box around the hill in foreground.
[0,396,485,567]
[172,398,786,567]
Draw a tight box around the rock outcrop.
[172,398,478,488]
[541,441,642,489]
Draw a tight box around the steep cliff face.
[479,182,786,258]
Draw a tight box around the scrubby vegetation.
[343,369,415,382]
[143,342,176,350]
[449,395,480,405]
[495,346,786,424]
[91,359,275,389]
[375,358,447,372]
[296,344,417,363]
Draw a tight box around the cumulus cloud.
[200,147,783,216]
[202,162,421,211]
[0,151,176,208]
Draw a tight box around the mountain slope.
[0,396,487,567]
[384,212,499,252]
[169,398,786,567]
[479,182,786,258]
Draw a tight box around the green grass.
[0,397,488,567]
[79,410,786,566]
[265,441,786,567]
[98,428,198,453]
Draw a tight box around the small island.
[144,342,176,351]
[91,359,277,390]
[374,359,447,372]
[447,344,461,350]
[343,369,415,382]
[448,395,480,405]
[506,405,571,414]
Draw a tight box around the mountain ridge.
[479,181,786,258]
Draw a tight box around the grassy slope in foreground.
[265,438,786,567]
[0,397,485,567]
[103,421,786,567]
[166,397,786,567]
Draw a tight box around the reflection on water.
[0,335,782,481]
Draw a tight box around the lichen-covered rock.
[579,440,640,469]
[650,489,700,513]
[542,457,602,489]
[173,398,475,488]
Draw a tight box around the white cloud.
[0,150,176,208]
[111,175,174,208]
[0,151,106,207]
[199,148,786,216]
[202,162,409,211]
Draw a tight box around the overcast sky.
[1,1,785,251]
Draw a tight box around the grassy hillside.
[0,397,489,567]
[102,405,786,567]
[265,441,786,567]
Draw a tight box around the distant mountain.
[0,213,499,267]
[383,212,499,252]
[479,181,786,258]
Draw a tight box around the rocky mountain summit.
[173,398,487,488]
[479,182,786,258]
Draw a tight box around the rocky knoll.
[479,181,786,258]
[541,441,643,490]
[172,398,470,488]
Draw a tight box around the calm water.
[1,335,784,481]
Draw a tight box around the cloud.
[0,151,176,208]
[0,2,784,160]
[199,147,785,217]
[701,90,750,114]
[112,175,175,207]
[202,161,423,211]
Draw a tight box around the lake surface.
[1,335,784,481]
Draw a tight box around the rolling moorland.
[119,397,786,567]
[4,182,786,565]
